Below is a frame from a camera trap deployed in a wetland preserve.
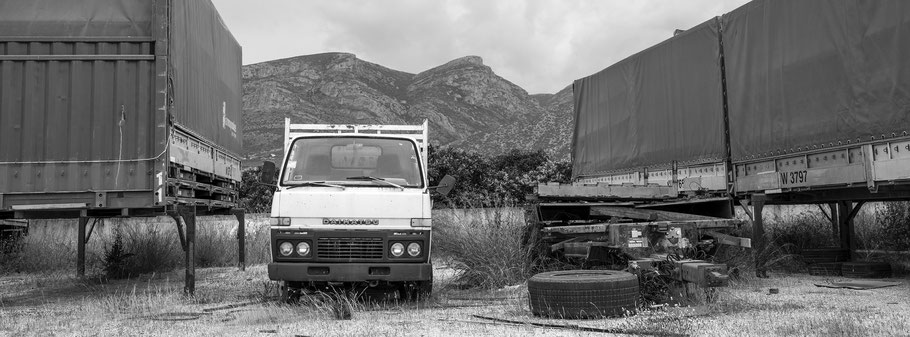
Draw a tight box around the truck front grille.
[317,237,384,259]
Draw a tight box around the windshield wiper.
[285,181,346,190]
[345,176,405,190]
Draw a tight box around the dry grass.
[433,207,532,289]
[4,265,908,336]
[2,206,909,335]
[0,214,272,276]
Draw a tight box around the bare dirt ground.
[1,264,909,337]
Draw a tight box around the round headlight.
[279,242,293,256]
[296,242,310,256]
[407,242,421,257]
[390,242,404,257]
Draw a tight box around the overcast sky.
[210,0,750,94]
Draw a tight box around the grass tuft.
[433,207,531,289]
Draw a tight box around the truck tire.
[279,281,302,304]
[801,248,850,264]
[842,262,892,278]
[528,270,638,319]
[399,273,433,302]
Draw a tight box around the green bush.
[427,146,570,208]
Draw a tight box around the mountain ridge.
[241,52,573,163]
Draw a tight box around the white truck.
[260,119,453,302]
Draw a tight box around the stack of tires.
[802,248,850,276]
[528,270,638,319]
[841,262,892,278]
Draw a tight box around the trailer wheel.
[528,270,638,319]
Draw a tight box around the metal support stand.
[77,215,89,277]
[232,209,246,271]
[751,194,768,278]
[168,205,197,296]
[825,203,838,237]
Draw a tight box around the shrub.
[433,206,530,289]
[427,146,571,208]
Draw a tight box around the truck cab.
[265,118,450,301]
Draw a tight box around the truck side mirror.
[260,161,277,185]
[431,175,456,197]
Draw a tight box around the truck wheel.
[528,270,638,319]
[279,281,302,304]
[399,274,433,302]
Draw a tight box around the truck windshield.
[281,137,424,188]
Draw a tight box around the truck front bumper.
[268,262,432,282]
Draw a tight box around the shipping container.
[0,0,242,217]
[571,18,729,194]
[723,0,910,194]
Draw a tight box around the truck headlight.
[410,218,431,227]
[279,241,293,256]
[407,242,421,257]
[390,242,404,257]
[296,242,310,256]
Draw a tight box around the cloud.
[212,0,750,93]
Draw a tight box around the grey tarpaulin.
[0,0,153,37]
[722,0,910,162]
[170,0,243,156]
[571,18,726,179]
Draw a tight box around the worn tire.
[279,281,302,304]
[528,270,638,319]
[808,262,843,276]
[399,273,433,302]
[842,262,892,278]
[802,248,850,264]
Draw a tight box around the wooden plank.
[590,206,720,221]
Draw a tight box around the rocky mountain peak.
[241,53,573,163]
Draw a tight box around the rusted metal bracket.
[168,211,187,251]
[737,198,753,221]
[84,218,99,244]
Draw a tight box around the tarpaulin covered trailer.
[0,0,242,217]
[723,0,910,195]
[571,18,729,194]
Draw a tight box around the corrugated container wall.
[571,18,726,179]
[722,0,910,162]
[0,0,241,206]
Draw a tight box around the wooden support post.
[76,216,89,277]
[837,201,861,260]
[751,194,768,278]
[232,209,246,271]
